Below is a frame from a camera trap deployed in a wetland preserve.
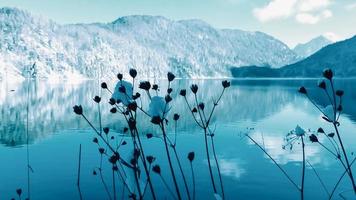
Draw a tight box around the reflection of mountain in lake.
[1,79,355,146]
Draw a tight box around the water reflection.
[1,79,356,199]
[1,79,356,146]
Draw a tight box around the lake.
[0,78,356,200]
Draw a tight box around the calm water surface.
[0,79,356,199]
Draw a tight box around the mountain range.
[0,7,302,80]
[231,35,356,78]
[293,35,333,58]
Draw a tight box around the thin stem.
[210,136,225,199]
[207,89,225,124]
[183,97,204,128]
[203,109,225,199]
[99,156,113,200]
[133,166,143,199]
[81,114,133,169]
[322,132,340,156]
[306,94,327,117]
[113,165,117,200]
[329,79,337,119]
[204,128,217,193]
[301,136,306,200]
[307,160,330,197]
[160,122,182,199]
[318,142,348,171]
[323,88,335,109]
[133,127,157,200]
[329,157,356,199]
[190,162,196,200]
[246,134,300,191]
[172,147,191,200]
[159,175,177,200]
[333,123,356,193]
[171,120,190,199]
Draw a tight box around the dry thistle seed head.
[111,136,114,140]
[151,116,161,125]
[16,189,22,196]
[180,89,186,96]
[133,92,141,100]
[318,80,326,89]
[309,134,319,143]
[101,82,107,89]
[165,95,172,103]
[317,127,325,133]
[103,127,109,134]
[152,165,161,174]
[139,81,151,91]
[98,147,105,154]
[109,154,119,164]
[190,84,198,94]
[222,80,231,88]
[109,98,116,105]
[122,140,127,145]
[167,72,175,82]
[328,133,335,138]
[128,102,138,111]
[146,155,155,164]
[110,107,117,113]
[336,90,344,97]
[73,105,83,115]
[187,151,195,162]
[192,107,198,113]
[198,102,205,110]
[323,68,333,80]
[146,133,153,139]
[173,113,180,121]
[93,96,101,103]
[117,73,123,80]
[167,88,173,94]
[298,86,307,94]
[129,68,137,78]
[123,127,128,133]
[92,170,97,175]
[152,84,159,91]
[93,137,98,143]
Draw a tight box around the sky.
[0,0,355,47]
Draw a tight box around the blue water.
[0,79,356,199]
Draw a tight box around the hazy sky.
[0,0,355,47]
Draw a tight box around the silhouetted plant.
[299,68,356,196]
[73,69,232,200]
[246,125,308,200]
[180,80,230,199]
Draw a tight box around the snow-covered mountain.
[293,35,333,58]
[0,7,299,80]
[281,35,356,77]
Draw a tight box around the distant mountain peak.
[293,35,333,58]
